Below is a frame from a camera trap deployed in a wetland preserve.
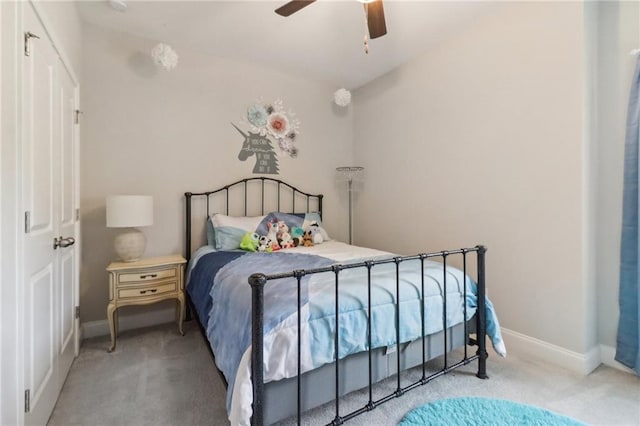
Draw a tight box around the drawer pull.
[140,273,158,279]
[139,289,158,295]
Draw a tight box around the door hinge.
[74,109,82,125]
[24,211,30,233]
[75,208,80,221]
[24,389,30,413]
[75,306,80,319]
[24,31,40,57]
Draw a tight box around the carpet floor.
[48,322,640,426]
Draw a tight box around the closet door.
[22,3,79,424]
[57,57,78,389]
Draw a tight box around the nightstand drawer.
[119,268,177,283]
[118,281,177,299]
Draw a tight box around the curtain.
[615,55,640,375]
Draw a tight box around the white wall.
[1,2,83,424]
[595,1,640,350]
[33,1,83,80]
[353,2,592,354]
[80,24,354,323]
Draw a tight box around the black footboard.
[249,245,489,426]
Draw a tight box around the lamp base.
[114,228,146,262]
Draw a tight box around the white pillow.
[211,214,265,250]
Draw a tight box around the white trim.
[1,2,25,425]
[599,344,637,375]
[81,308,177,339]
[0,0,4,421]
[501,328,601,375]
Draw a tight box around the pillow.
[206,217,215,246]
[255,212,330,241]
[256,212,300,235]
[211,214,266,250]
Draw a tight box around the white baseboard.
[81,315,638,377]
[501,328,601,375]
[81,307,176,339]
[599,344,637,374]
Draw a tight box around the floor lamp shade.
[106,195,153,262]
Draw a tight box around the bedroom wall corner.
[79,24,354,327]
[582,0,599,358]
[353,2,590,357]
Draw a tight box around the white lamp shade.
[106,195,154,228]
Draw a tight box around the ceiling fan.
[275,0,388,39]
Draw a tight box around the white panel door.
[22,5,59,423]
[22,4,79,424]
[57,59,78,385]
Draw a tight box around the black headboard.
[184,177,323,260]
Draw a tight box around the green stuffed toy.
[239,232,260,252]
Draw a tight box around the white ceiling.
[77,0,498,89]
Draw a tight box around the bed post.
[185,192,192,261]
[184,192,193,321]
[249,273,267,426]
[475,245,489,379]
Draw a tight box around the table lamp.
[106,195,153,262]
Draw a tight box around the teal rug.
[399,397,586,425]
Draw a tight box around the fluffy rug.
[399,397,585,425]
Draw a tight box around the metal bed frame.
[184,177,488,426]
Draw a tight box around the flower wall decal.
[240,99,300,159]
[233,99,301,175]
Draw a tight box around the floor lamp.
[336,166,364,244]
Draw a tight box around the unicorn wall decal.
[233,123,280,175]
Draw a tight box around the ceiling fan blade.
[275,0,317,17]
[366,0,387,39]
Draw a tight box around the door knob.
[53,236,75,249]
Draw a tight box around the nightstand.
[106,255,187,352]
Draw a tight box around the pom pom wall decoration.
[151,43,178,71]
[333,88,352,107]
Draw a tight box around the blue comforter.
[187,246,505,415]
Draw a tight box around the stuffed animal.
[311,222,324,244]
[305,221,324,245]
[276,220,289,236]
[239,232,260,252]
[266,222,281,251]
[278,231,297,249]
[257,236,273,253]
[291,226,304,239]
[276,221,295,247]
[302,230,314,247]
[291,226,304,247]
